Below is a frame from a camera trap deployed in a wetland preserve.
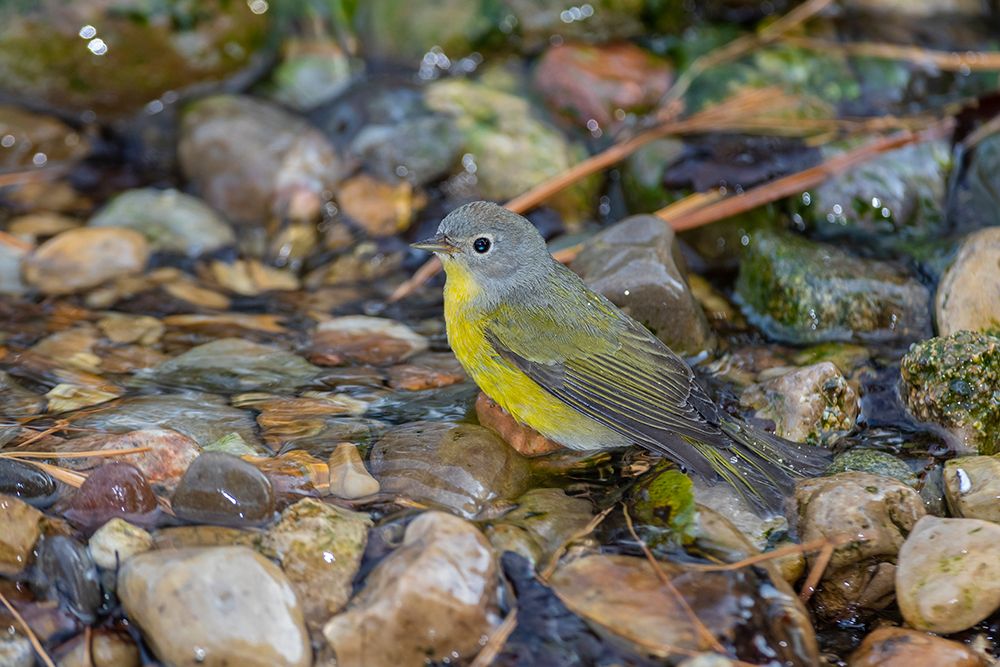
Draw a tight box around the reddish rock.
[475,393,564,457]
[387,353,466,391]
[849,627,987,667]
[308,316,427,366]
[65,462,158,529]
[534,42,672,129]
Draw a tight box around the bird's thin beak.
[410,233,457,254]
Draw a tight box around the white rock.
[88,518,153,570]
[328,443,380,499]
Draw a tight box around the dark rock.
[33,536,103,623]
[0,459,58,508]
[171,452,276,528]
[65,462,158,529]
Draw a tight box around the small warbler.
[413,201,829,511]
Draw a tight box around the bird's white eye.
[473,237,492,254]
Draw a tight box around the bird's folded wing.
[484,296,730,477]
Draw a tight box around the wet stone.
[849,626,988,667]
[151,525,262,551]
[53,629,141,667]
[475,392,564,457]
[309,316,428,366]
[369,421,532,519]
[0,494,43,575]
[386,352,466,391]
[943,455,1000,522]
[33,536,103,623]
[88,518,154,570]
[323,511,499,667]
[896,515,1000,634]
[261,498,371,629]
[0,459,58,508]
[827,449,918,487]
[493,488,593,561]
[22,227,150,296]
[0,371,45,418]
[571,214,712,355]
[327,443,380,500]
[171,452,276,528]
[119,546,310,667]
[147,338,320,394]
[935,227,1000,335]
[89,188,235,257]
[65,462,158,530]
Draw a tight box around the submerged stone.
[171,452,276,528]
[0,459,58,508]
[33,535,103,623]
[735,229,931,344]
[900,330,1000,454]
[0,494,43,575]
[65,462,158,529]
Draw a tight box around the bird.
[412,201,830,512]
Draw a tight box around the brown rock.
[336,173,425,238]
[23,227,150,295]
[387,352,466,391]
[309,316,428,366]
[849,627,987,667]
[54,629,141,667]
[0,495,43,575]
[65,462,158,529]
[936,227,1000,335]
[475,393,563,457]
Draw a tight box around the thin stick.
[687,535,848,572]
[539,505,613,581]
[799,540,836,604]
[0,589,57,667]
[787,36,1000,72]
[660,120,952,231]
[0,447,151,459]
[469,608,518,667]
[622,505,726,655]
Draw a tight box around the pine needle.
[0,589,57,667]
[799,539,836,604]
[539,505,613,581]
[7,459,88,488]
[786,36,1000,72]
[0,447,151,459]
[687,535,850,572]
[470,608,518,667]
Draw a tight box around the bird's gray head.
[411,201,553,290]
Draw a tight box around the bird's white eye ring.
[473,237,491,253]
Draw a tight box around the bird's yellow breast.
[441,259,622,450]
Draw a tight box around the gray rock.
[735,229,931,344]
[88,519,153,570]
[935,227,1000,336]
[896,515,1000,633]
[33,536,103,623]
[148,338,320,394]
[323,511,499,666]
[89,188,235,257]
[489,488,593,563]
[119,547,311,667]
[827,449,917,487]
[794,472,925,618]
[171,452,275,528]
[899,330,1000,454]
[943,455,1000,522]
[351,115,463,186]
[22,227,150,295]
[741,362,859,444]
[370,421,531,519]
[179,95,348,226]
[571,215,713,355]
[261,498,371,629]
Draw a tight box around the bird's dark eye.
[473,237,491,254]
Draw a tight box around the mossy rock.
[827,449,918,487]
[900,330,1000,454]
[735,229,931,344]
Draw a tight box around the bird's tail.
[687,417,832,513]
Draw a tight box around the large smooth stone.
[896,516,1000,634]
[261,498,371,629]
[369,421,531,518]
[171,452,276,528]
[323,511,498,667]
[22,227,149,295]
[65,462,158,529]
[119,547,310,667]
[0,494,43,575]
[89,188,235,257]
[936,227,1000,336]
[88,518,153,570]
[849,626,988,667]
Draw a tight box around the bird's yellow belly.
[445,293,625,451]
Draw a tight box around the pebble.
[936,227,1000,336]
[0,370,45,418]
[88,518,154,570]
[849,626,988,667]
[327,443,380,499]
[386,352,466,391]
[96,312,165,345]
[22,227,150,295]
[0,494,43,575]
[370,421,531,519]
[119,546,311,667]
[896,515,1000,633]
[794,472,925,617]
[943,455,1000,522]
[323,511,498,667]
[309,316,428,366]
[171,452,276,527]
[261,498,371,628]
[475,392,563,457]
[33,535,103,623]
[335,173,424,238]
[54,629,141,667]
[0,458,58,508]
[65,462,158,529]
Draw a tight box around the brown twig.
[539,505,613,581]
[687,535,850,572]
[786,36,1000,72]
[470,608,518,667]
[0,589,57,667]
[622,504,726,655]
[798,539,836,604]
[660,119,953,231]
[0,447,152,459]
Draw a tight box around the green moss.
[827,449,917,487]
[900,330,1000,454]
[630,467,697,546]
[734,229,931,344]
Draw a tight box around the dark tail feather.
[688,417,832,514]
